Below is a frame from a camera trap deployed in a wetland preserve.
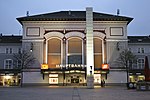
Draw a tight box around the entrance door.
[71,78,79,83]
[70,75,80,85]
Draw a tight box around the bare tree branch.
[13,50,36,69]
[116,49,137,68]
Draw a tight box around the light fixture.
[4,75,11,79]
[102,64,109,70]
[30,42,33,52]
[63,37,66,44]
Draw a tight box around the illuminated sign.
[49,74,58,84]
[56,64,86,68]
[49,78,58,84]
[94,74,101,83]
[41,64,48,69]
[49,74,58,77]
[102,64,109,70]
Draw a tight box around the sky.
[0,0,150,36]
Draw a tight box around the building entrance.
[71,78,79,83]
[65,73,85,85]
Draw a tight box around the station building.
[0,7,141,86]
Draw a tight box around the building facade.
[1,7,144,86]
[128,36,150,83]
[0,35,22,86]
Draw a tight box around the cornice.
[22,21,127,24]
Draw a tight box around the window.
[6,48,9,54]
[68,38,82,64]
[141,48,144,53]
[10,48,12,54]
[48,38,61,68]
[138,48,144,53]
[18,48,22,54]
[4,59,13,69]
[137,58,144,69]
[128,60,137,69]
[17,60,21,68]
[5,48,13,54]
[94,38,102,68]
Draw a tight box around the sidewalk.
[0,86,149,100]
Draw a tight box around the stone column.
[62,37,66,65]
[62,37,66,85]
[43,40,47,64]
[86,7,94,89]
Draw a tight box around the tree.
[13,50,36,86]
[116,49,137,84]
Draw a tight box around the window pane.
[48,38,61,53]
[68,38,82,53]
[137,59,144,69]
[141,48,144,53]
[48,55,61,68]
[138,48,140,53]
[5,59,13,69]
[17,60,21,68]
[10,48,12,54]
[94,38,102,68]
[94,55,102,68]
[94,38,102,53]
[68,55,82,64]
[6,48,9,54]
[18,48,22,53]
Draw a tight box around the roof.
[0,35,22,43]
[128,36,150,43]
[17,11,133,24]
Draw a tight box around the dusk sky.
[0,0,150,36]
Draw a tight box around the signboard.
[102,64,109,70]
[49,74,58,78]
[56,64,86,68]
[41,64,48,69]
[94,74,101,83]
[49,78,58,84]
[49,74,58,84]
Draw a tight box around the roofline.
[17,18,133,25]
[17,11,133,25]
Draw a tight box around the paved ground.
[0,86,150,100]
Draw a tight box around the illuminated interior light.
[4,75,11,79]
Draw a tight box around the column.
[102,40,105,63]
[86,7,94,89]
[43,40,47,64]
[62,37,66,65]
[82,39,84,65]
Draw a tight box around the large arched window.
[48,38,61,68]
[68,38,82,64]
[94,38,102,68]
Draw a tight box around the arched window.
[68,38,82,64]
[48,38,61,68]
[94,38,102,68]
